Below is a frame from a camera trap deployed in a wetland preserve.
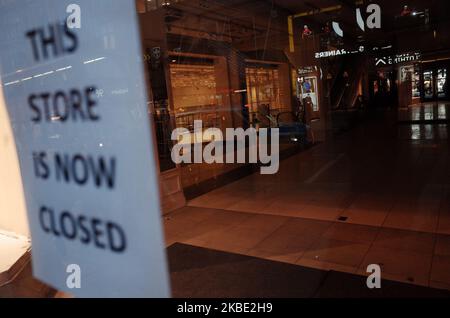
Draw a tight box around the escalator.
[329,55,365,110]
[327,55,367,134]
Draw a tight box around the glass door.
[245,66,282,128]
[423,70,435,100]
[412,69,421,99]
[437,68,448,99]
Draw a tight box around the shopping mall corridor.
[164,108,450,290]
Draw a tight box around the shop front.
[244,61,292,129]
[294,66,321,122]
[398,60,449,107]
[380,53,450,108]
[419,62,449,101]
[370,68,397,108]
[137,0,313,200]
[169,54,233,140]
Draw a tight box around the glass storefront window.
[400,66,414,82]
[299,76,319,112]
[168,55,230,144]
[437,68,447,98]
[424,70,434,99]
[400,65,421,99]
[245,66,282,128]
[170,62,218,130]
[412,70,421,98]
[4,0,450,300]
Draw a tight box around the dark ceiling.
[163,0,450,55]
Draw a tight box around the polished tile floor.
[399,102,450,123]
[166,111,450,290]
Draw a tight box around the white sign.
[0,0,170,297]
[315,46,365,59]
[375,52,421,67]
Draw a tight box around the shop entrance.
[423,69,435,100]
[295,69,320,121]
[370,70,398,108]
[244,61,291,129]
[245,65,282,128]
[422,68,449,101]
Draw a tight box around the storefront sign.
[375,52,421,66]
[0,0,170,297]
[315,46,365,59]
[298,66,317,75]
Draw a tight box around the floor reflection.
[165,111,450,290]
[399,102,450,123]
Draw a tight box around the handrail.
[330,56,364,109]
[333,82,348,110]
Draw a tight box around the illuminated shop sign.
[375,52,421,66]
[315,46,365,59]
[298,66,317,74]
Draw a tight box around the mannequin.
[302,25,313,39]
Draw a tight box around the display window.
[245,66,284,128]
[423,70,434,99]
[417,64,449,101]
[437,68,447,98]
[293,67,321,120]
[412,70,421,98]
[169,56,228,144]
[4,0,450,301]
[299,76,319,112]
